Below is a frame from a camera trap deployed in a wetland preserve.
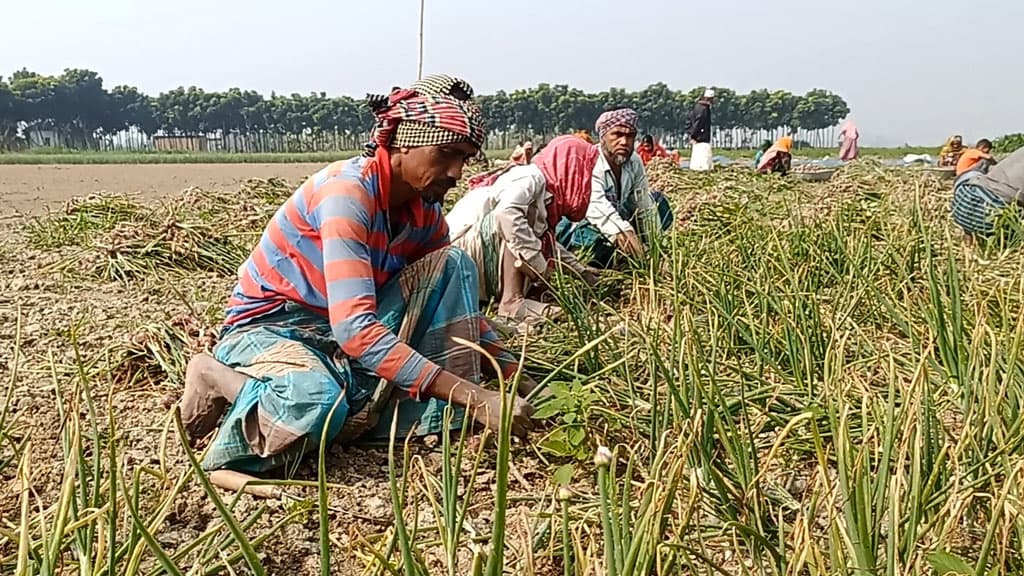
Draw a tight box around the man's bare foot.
[180,353,244,443]
[497,297,525,320]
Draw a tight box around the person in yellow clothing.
[938,135,966,167]
[955,139,997,177]
[756,136,794,175]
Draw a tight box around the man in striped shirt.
[179,75,536,473]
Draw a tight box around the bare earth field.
[0,163,558,575]
[3,159,1023,574]
[0,163,323,218]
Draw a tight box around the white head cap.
[703,88,716,99]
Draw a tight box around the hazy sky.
[2,0,1021,146]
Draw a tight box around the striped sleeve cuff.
[409,360,443,400]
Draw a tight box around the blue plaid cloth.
[951,176,1008,237]
[556,191,673,268]
[202,247,487,472]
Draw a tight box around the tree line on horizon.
[0,68,851,152]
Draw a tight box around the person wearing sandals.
[178,75,537,477]
[447,135,601,330]
[951,146,1024,244]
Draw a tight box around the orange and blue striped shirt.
[225,151,512,397]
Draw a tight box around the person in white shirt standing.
[688,89,715,171]
[555,107,674,268]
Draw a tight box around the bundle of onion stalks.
[37,178,293,281]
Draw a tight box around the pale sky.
[2,0,1021,146]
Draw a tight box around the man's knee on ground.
[243,377,348,458]
[434,245,476,270]
[186,353,223,383]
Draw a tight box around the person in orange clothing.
[509,140,534,165]
[574,129,595,144]
[756,136,794,175]
[636,134,669,165]
[955,139,997,177]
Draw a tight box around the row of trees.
[0,68,850,152]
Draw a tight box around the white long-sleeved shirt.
[447,164,583,277]
[584,151,659,243]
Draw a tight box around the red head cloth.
[533,135,601,226]
[365,75,486,153]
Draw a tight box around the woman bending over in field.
[446,135,601,332]
[756,136,794,175]
[938,135,966,167]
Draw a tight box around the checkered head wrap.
[363,74,486,156]
[595,108,639,138]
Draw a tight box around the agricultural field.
[0,163,323,218]
[2,159,1024,575]
[0,147,937,167]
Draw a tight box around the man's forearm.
[427,370,486,408]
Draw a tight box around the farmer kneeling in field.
[446,135,600,330]
[180,75,535,475]
[951,146,1024,244]
[555,108,673,268]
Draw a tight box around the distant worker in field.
[574,129,595,144]
[636,134,669,166]
[446,135,600,331]
[556,108,673,268]
[509,140,534,165]
[179,75,536,476]
[756,136,794,176]
[938,135,966,167]
[839,120,860,161]
[956,138,997,177]
[752,139,773,168]
[687,89,715,171]
[472,149,491,168]
[951,146,1024,244]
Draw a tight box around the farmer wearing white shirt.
[555,108,674,267]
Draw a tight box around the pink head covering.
[842,120,859,139]
[532,135,601,225]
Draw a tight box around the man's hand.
[429,371,534,438]
[471,389,535,438]
[516,373,556,401]
[516,373,540,397]
[615,231,644,259]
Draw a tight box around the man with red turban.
[179,75,535,475]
